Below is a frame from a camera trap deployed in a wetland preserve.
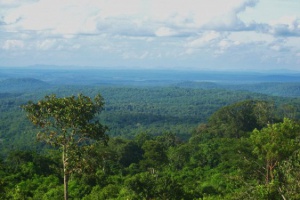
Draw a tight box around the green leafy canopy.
[22,94,108,147]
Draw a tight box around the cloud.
[122,51,150,60]
[2,39,24,49]
[187,31,221,48]
[155,27,177,37]
[235,0,258,13]
[36,39,57,50]
[1,0,261,38]
[2,0,298,41]
[202,0,259,31]
[3,0,98,35]
[218,39,240,52]
[1,0,299,71]
[185,30,245,56]
[269,16,300,37]
[0,0,37,8]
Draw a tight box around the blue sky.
[1,0,300,71]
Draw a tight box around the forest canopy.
[0,77,300,199]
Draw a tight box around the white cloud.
[219,40,231,50]
[1,0,260,37]
[187,31,221,48]
[36,39,56,50]
[270,45,281,51]
[3,0,99,34]
[155,27,177,37]
[0,0,37,9]
[269,16,300,37]
[2,39,24,49]
[229,31,274,44]
[1,0,300,71]
[202,0,259,31]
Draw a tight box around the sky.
[0,0,300,71]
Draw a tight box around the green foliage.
[168,143,191,170]
[140,140,168,170]
[207,100,276,138]
[279,149,300,199]
[249,118,300,199]
[1,85,300,155]
[1,83,300,200]
[82,184,121,200]
[22,94,108,147]
[115,140,143,168]
[22,94,108,200]
[251,119,299,181]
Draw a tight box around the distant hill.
[226,82,300,97]
[0,78,51,93]
[176,81,300,97]
[1,67,300,86]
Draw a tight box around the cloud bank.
[0,0,300,70]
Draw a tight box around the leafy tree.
[115,140,143,168]
[124,172,157,199]
[168,143,191,170]
[156,131,180,149]
[279,149,300,199]
[140,140,168,170]
[82,184,121,200]
[135,132,152,147]
[22,94,108,200]
[208,100,275,138]
[0,157,6,197]
[250,118,300,198]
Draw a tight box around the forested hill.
[1,84,300,154]
[0,78,50,92]
[1,68,300,199]
[1,92,300,199]
[176,81,300,97]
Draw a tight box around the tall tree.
[250,118,300,198]
[22,94,108,200]
[208,100,275,138]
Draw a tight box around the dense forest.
[1,69,300,199]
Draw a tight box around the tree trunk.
[63,145,69,200]
[64,172,69,200]
[266,160,269,184]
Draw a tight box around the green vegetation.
[22,94,108,200]
[1,78,300,199]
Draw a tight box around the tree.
[250,118,300,198]
[22,94,108,200]
[279,149,300,199]
[140,140,168,170]
[207,100,275,138]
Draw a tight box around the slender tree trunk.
[63,145,69,200]
[64,172,69,200]
[266,160,269,185]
